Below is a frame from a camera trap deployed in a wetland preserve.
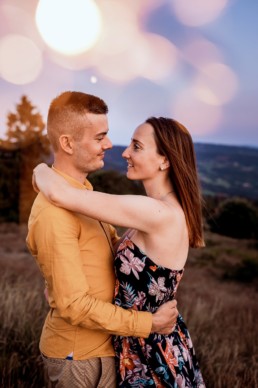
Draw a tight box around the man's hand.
[151,299,178,335]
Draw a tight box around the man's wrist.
[151,312,159,332]
[134,311,152,338]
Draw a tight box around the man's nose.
[103,136,112,150]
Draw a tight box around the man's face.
[72,113,112,175]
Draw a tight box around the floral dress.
[113,236,205,388]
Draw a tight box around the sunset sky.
[0,0,257,147]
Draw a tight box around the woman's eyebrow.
[132,137,144,146]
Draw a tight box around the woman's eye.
[133,143,140,150]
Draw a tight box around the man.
[26,91,178,388]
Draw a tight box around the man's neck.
[53,160,88,185]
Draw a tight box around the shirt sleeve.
[108,223,120,246]
[27,203,152,338]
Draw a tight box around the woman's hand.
[32,163,79,211]
[33,163,67,205]
[32,163,49,194]
[32,171,40,193]
[32,163,49,193]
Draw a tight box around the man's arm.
[27,203,177,338]
[107,222,178,334]
[151,300,178,333]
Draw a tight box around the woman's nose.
[122,146,129,159]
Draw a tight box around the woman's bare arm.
[33,163,173,233]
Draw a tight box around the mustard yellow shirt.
[26,169,152,360]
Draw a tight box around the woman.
[33,117,205,387]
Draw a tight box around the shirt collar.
[52,166,93,191]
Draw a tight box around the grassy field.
[0,223,257,387]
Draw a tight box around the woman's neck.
[143,178,174,200]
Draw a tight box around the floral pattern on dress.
[113,236,206,388]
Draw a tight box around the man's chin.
[94,160,105,171]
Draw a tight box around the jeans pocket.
[42,354,66,383]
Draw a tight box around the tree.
[1,95,49,152]
[0,95,51,223]
[0,148,19,222]
[208,197,258,239]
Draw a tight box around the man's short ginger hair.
[47,91,108,151]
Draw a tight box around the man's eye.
[96,137,104,142]
[133,143,140,150]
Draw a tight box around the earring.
[160,166,164,171]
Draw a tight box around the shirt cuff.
[133,311,152,338]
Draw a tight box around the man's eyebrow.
[94,130,109,137]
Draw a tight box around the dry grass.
[0,224,257,387]
[0,223,47,387]
[0,272,47,387]
[178,269,258,387]
[178,232,258,387]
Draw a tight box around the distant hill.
[103,143,258,199]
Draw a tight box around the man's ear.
[59,135,74,155]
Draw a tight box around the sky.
[0,0,257,147]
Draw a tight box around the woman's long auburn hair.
[146,117,205,248]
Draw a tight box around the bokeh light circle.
[0,34,42,85]
[35,0,102,55]
[173,89,222,135]
[194,63,238,106]
[171,0,228,26]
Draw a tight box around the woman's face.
[122,123,165,181]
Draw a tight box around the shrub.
[88,170,145,195]
[208,197,258,239]
[223,258,258,283]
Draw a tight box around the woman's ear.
[160,157,170,170]
[59,135,74,155]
